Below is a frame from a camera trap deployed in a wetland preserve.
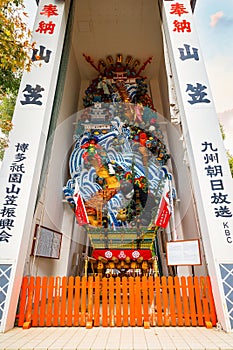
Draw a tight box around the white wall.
[29,44,83,277]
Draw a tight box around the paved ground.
[0,326,233,350]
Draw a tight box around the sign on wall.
[31,225,62,259]
[167,239,201,266]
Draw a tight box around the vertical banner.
[0,0,69,332]
[155,178,171,228]
[162,0,233,331]
[73,180,89,225]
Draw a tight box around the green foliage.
[227,151,233,177]
[219,123,225,140]
[0,0,32,82]
[0,91,17,134]
[0,69,22,96]
[220,123,233,177]
[0,90,18,159]
[0,0,32,159]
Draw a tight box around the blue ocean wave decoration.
[63,102,172,229]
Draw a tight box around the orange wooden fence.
[17,275,217,328]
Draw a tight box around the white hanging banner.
[0,0,70,332]
[162,0,233,332]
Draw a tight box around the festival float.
[63,54,175,277]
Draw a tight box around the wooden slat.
[45,276,54,326]
[174,276,183,326]
[181,276,190,326]
[67,276,74,326]
[32,276,41,327]
[94,276,100,326]
[18,277,28,326]
[155,276,163,326]
[148,276,156,326]
[17,274,217,329]
[142,276,149,326]
[60,276,67,326]
[25,277,34,325]
[206,276,217,326]
[135,277,142,326]
[80,276,87,326]
[87,276,94,327]
[187,276,197,326]
[39,277,47,327]
[203,296,210,324]
[200,276,210,324]
[109,277,115,327]
[168,276,176,326]
[115,277,122,327]
[74,276,80,326]
[122,277,128,326]
[194,276,204,326]
[129,277,135,326]
[102,278,108,327]
[53,277,60,326]
[161,276,169,326]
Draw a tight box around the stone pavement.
[0,326,233,350]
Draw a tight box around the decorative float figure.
[63,54,175,277]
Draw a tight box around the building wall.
[28,43,85,276]
[27,0,206,279]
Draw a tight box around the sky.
[23,0,233,152]
[194,0,233,154]
[194,0,233,114]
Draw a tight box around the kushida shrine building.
[0,0,233,333]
